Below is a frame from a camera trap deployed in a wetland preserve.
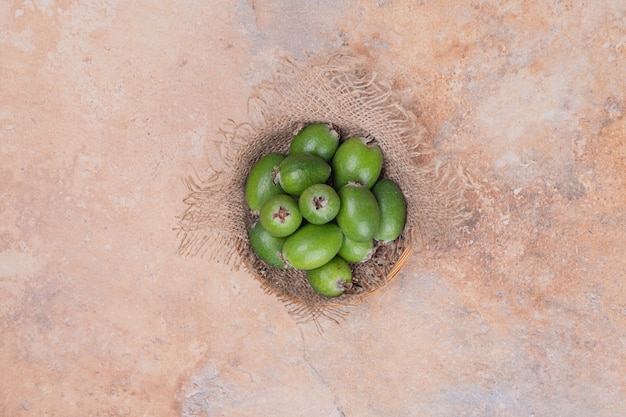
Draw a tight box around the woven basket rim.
[238,226,413,308]
[357,245,412,301]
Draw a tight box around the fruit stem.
[327,123,340,139]
[278,251,291,269]
[347,180,365,187]
[359,135,377,147]
[271,167,280,186]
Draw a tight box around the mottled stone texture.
[1,1,624,416]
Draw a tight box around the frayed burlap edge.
[176,50,469,325]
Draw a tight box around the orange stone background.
[1,1,624,416]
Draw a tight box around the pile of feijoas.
[245,122,406,297]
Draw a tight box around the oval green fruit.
[372,179,407,242]
[245,152,286,212]
[336,184,380,242]
[283,223,343,270]
[259,194,302,237]
[248,221,289,269]
[338,235,374,263]
[306,256,352,297]
[277,153,331,196]
[332,137,383,189]
[298,184,340,225]
[289,123,340,162]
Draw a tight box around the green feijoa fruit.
[283,223,343,270]
[338,235,374,263]
[306,256,352,297]
[248,222,289,269]
[245,152,286,212]
[336,184,380,242]
[289,123,340,162]
[259,194,302,237]
[277,153,331,196]
[298,184,340,225]
[332,137,383,189]
[372,178,407,242]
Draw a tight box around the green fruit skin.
[278,153,331,196]
[245,153,286,212]
[338,235,374,263]
[336,184,380,242]
[306,256,352,297]
[332,137,383,189]
[372,179,407,242]
[259,194,302,237]
[248,222,289,269]
[289,123,340,162]
[298,184,341,225]
[283,223,343,270]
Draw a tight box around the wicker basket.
[177,51,467,324]
[230,120,415,323]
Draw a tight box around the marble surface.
[1,1,625,416]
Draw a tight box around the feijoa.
[259,194,302,237]
[336,184,380,242]
[248,221,289,269]
[298,184,340,225]
[277,153,332,196]
[289,123,340,162]
[245,152,286,212]
[372,178,407,242]
[306,256,352,297]
[332,137,383,189]
[337,235,374,263]
[282,223,343,270]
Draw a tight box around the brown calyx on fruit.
[272,206,290,223]
[313,196,327,210]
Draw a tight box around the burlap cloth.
[177,51,468,323]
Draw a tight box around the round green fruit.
[306,256,352,297]
[282,223,343,270]
[331,137,383,189]
[298,184,340,225]
[336,184,380,242]
[259,194,302,237]
[372,178,407,242]
[338,235,374,263]
[248,222,289,269]
[245,153,286,212]
[289,123,340,162]
[277,153,332,196]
